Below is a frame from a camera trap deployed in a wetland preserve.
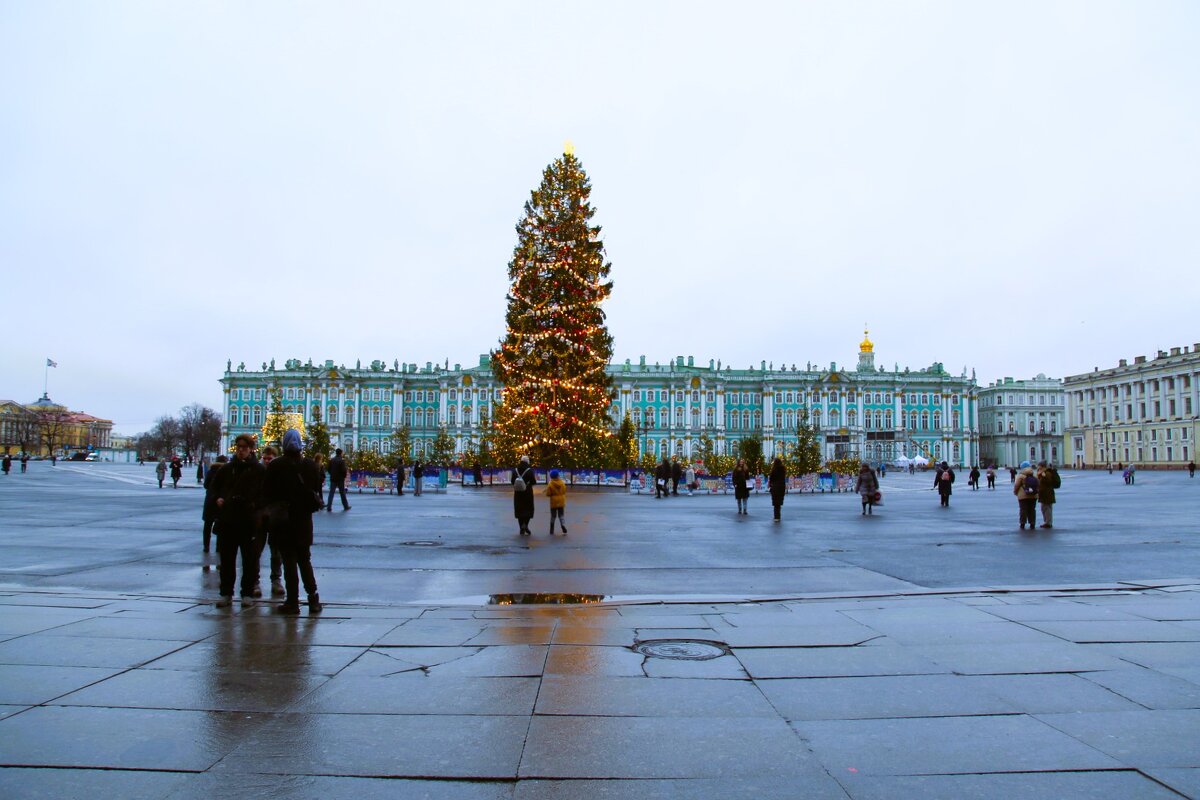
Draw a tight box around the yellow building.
[0,395,112,457]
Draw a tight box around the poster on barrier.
[796,474,816,492]
[601,469,627,487]
[699,476,725,493]
[350,471,394,493]
[629,472,646,493]
[816,472,836,492]
[448,467,463,484]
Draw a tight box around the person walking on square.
[196,461,204,484]
[545,469,567,535]
[968,465,980,490]
[768,456,787,522]
[394,457,406,496]
[211,434,265,607]
[170,456,183,489]
[1009,465,1017,484]
[855,462,879,515]
[473,461,484,488]
[156,458,167,488]
[201,455,228,556]
[986,464,996,489]
[20,454,28,473]
[256,446,281,598]
[670,457,682,496]
[264,429,324,614]
[1014,460,1039,530]
[655,457,670,499]
[1,455,10,475]
[684,463,696,496]
[325,448,350,511]
[1189,460,1196,478]
[1127,463,1136,485]
[732,458,751,515]
[512,455,536,536]
[413,459,424,496]
[1036,460,1060,529]
[934,461,955,507]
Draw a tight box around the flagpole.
[44,360,48,396]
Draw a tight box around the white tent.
[911,455,930,466]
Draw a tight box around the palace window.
[692,391,699,402]
[253,408,263,426]
[885,411,892,428]
[920,412,929,430]
[933,412,941,429]
[830,391,839,403]
[692,408,700,426]
[742,411,751,429]
[449,389,456,400]
[675,408,684,425]
[706,408,714,426]
[403,410,412,426]
[847,409,857,426]
[659,408,668,426]
[448,407,456,425]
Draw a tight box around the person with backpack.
[934,461,955,507]
[512,455,536,536]
[1036,460,1061,529]
[1014,459,1039,530]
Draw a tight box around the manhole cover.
[400,540,442,547]
[634,639,730,660]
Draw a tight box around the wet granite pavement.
[0,464,1197,798]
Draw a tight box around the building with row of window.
[1064,344,1199,468]
[0,394,114,457]
[977,375,1066,467]
[220,333,982,466]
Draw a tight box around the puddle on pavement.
[488,593,609,605]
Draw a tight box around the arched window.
[909,412,918,430]
[675,408,684,425]
[240,408,250,426]
[812,410,821,429]
[885,411,892,428]
[742,411,751,429]
[448,407,457,425]
[729,412,738,430]
[252,408,262,426]
[706,408,714,426]
[449,389,456,400]
[327,405,337,424]
[383,408,391,426]
[847,409,857,426]
[775,410,783,427]
[403,409,412,426]
[933,412,941,429]
[830,391,839,403]
[633,408,642,424]
[691,408,699,426]
[920,412,929,430]
[951,411,960,430]
[659,408,668,426]
[345,406,355,425]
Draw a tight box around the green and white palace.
[220,332,981,466]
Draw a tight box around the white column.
[439,386,448,426]
[222,387,232,450]
[716,389,725,432]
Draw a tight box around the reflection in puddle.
[488,593,608,605]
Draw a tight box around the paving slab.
[164,773,517,799]
[0,664,125,705]
[0,705,273,771]
[215,713,528,778]
[833,769,1181,800]
[794,714,1122,776]
[293,674,540,715]
[736,643,949,679]
[513,776,847,799]
[0,767,195,800]
[51,666,330,712]
[0,633,192,668]
[1081,666,1200,709]
[534,675,776,717]
[520,715,825,779]
[757,674,1018,721]
[1035,709,1200,769]
[958,673,1143,714]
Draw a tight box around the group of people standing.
[1,454,29,474]
[155,456,183,488]
[201,431,323,614]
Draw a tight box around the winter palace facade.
[219,333,982,466]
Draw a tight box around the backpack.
[1023,473,1039,495]
[513,469,529,493]
[939,470,951,483]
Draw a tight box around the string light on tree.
[491,144,616,467]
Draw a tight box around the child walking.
[545,469,568,535]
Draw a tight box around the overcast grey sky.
[2,1,1196,434]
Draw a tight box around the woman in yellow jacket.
[544,469,568,535]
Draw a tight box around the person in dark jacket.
[196,461,204,484]
[934,461,955,507]
[211,434,265,607]
[1014,460,1039,529]
[767,457,787,521]
[395,457,406,496]
[325,448,350,511]
[732,458,751,515]
[413,459,424,496]
[473,461,484,488]
[968,465,981,490]
[170,457,183,488]
[670,457,682,496]
[855,462,879,515]
[263,429,324,614]
[512,455,536,536]
[655,457,671,499]
[1,454,10,475]
[201,455,228,555]
[1036,460,1061,529]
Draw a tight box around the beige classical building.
[1064,344,1199,469]
[978,375,1066,467]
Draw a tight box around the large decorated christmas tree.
[491,146,615,467]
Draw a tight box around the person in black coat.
[768,457,787,522]
[512,455,536,536]
[211,435,265,606]
[170,457,183,488]
[394,457,406,496]
[655,457,671,499]
[473,461,484,488]
[263,429,324,614]
[326,448,350,511]
[670,458,682,495]
[934,461,955,507]
[201,455,228,555]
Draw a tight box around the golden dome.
[860,327,874,353]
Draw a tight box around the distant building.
[220,333,982,465]
[1064,344,1200,468]
[0,394,113,457]
[978,375,1066,467]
